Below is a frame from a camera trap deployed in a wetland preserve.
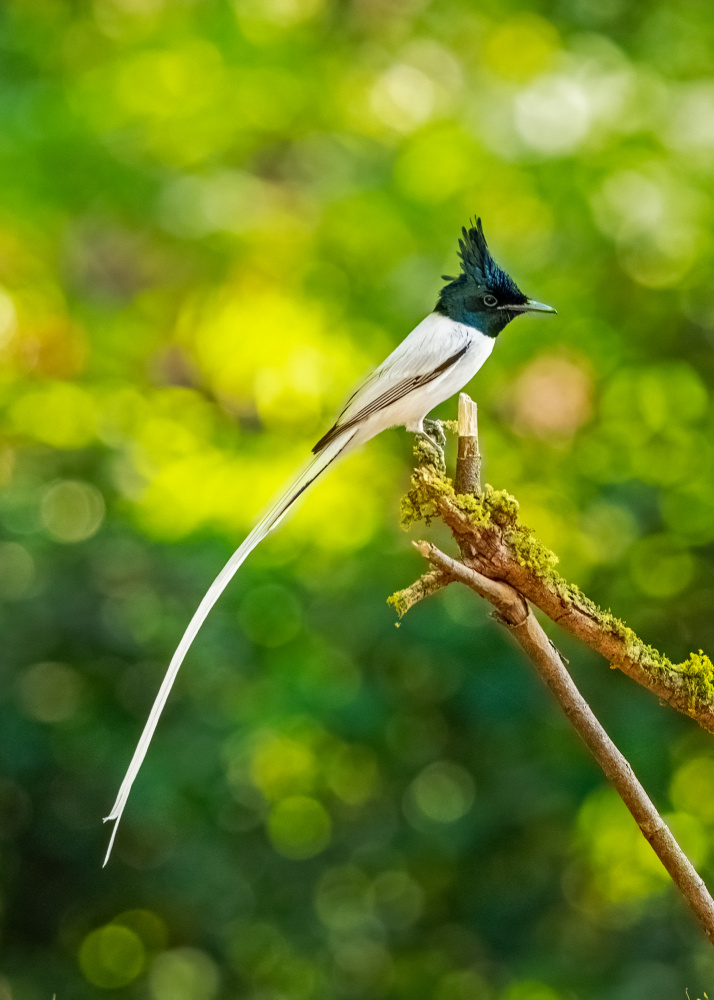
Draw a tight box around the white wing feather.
[333,313,473,428]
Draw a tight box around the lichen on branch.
[387,568,448,619]
[399,461,558,574]
[392,459,714,733]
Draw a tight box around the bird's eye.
[483,294,498,308]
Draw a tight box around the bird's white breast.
[350,312,495,439]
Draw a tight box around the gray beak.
[497,299,557,314]
[524,298,557,314]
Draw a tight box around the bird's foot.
[415,420,446,474]
[422,419,447,450]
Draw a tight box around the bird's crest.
[452,217,524,299]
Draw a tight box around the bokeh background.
[2,0,714,996]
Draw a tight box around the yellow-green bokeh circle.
[79,925,145,989]
[267,795,332,859]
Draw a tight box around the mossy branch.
[389,393,714,944]
[386,568,450,619]
[392,447,714,735]
[410,537,714,945]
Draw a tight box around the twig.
[413,539,714,945]
[387,568,450,618]
[454,393,481,495]
[389,396,484,616]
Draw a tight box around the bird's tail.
[103,428,359,865]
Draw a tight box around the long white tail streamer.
[103,429,359,865]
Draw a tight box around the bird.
[103,217,556,864]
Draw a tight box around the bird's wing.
[314,313,470,452]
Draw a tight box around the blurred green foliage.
[2,0,714,996]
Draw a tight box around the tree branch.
[387,567,450,618]
[389,395,481,617]
[412,538,714,945]
[395,456,714,735]
[454,393,481,496]
[390,392,714,944]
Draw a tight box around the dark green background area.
[1,0,714,997]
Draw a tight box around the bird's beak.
[497,299,557,314]
[524,299,557,314]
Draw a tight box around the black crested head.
[435,218,554,337]
[457,218,524,297]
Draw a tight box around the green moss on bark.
[396,463,714,712]
[386,590,411,618]
[399,464,558,576]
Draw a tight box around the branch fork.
[391,393,714,945]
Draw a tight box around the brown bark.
[393,393,714,945]
[413,540,714,946]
